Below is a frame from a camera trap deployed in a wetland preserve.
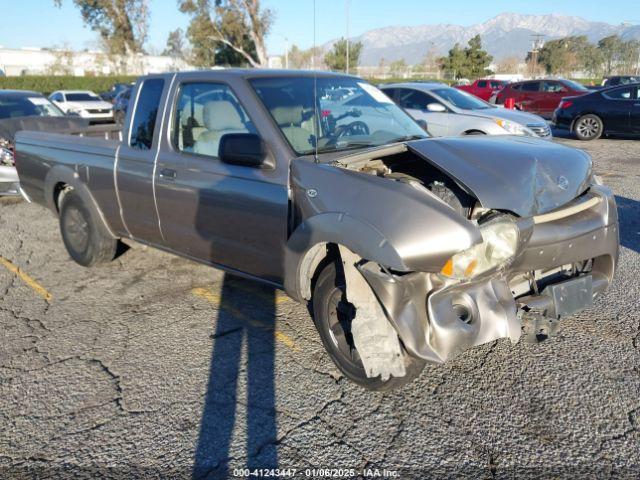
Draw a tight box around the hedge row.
[0,76,138,95]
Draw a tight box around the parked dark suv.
[494,79,590,118]
[603,76,640,87]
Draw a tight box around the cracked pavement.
[0,132,639,479]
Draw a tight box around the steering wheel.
[336,120,370,138]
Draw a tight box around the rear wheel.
[312,262,425,391]
[59,190,117,267]
[574,114,603,141]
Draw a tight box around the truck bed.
[15,128,121,214]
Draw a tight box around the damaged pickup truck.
[15,70,619,390]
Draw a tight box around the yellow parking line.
[192,286,299,352]
[0,256,53,302]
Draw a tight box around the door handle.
[159,168,176,179]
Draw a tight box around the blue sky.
[0,0,637,55]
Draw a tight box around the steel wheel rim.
[64,206,90,253]
[325,285,363,369]
[577,117,599,138]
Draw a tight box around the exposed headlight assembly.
[441,217,519,280]
[494,118,534,136]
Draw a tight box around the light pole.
[345,0,350,74]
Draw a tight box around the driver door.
[395,88,450,136]
[154,81,289,282]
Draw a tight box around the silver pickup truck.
[15,70,619,390]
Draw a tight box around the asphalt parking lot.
[1,131,639,479]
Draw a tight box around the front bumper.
[362,184,619,363]
[0,165,20,196]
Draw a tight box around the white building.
[0,47,193,76]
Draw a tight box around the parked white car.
[381,83,551,139]
[49,90,114,124]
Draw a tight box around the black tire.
[312,262,425,391]
[59,190,117,267]
[464,130,486,136]
[574,114,603,141]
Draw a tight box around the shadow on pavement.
[615,195,640,254]
[192,275,278,478]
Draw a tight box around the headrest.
[202,100,244,131]
[271,105,303,126]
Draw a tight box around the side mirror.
[416,119,429,132]
[219,133,271,168]
[426,103,446,113]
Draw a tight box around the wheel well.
[464,129,485,135]
[53,182,71,213]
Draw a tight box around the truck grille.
[87,109,111,114]
[527,123,552,138]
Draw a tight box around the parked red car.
[455,79,508,101]
[494,79,590,119]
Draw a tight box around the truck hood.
[407,135,592,218]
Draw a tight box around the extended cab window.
[477,81,487,88]
[173,82,256,158]
[130,78,164,150]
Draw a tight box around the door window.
[397,89,434,110]
[129,78,165,150]
[173,82,256,158]
[521,82,541,92]
[477,81,487,88]
[603,87,634,100]
[542,81,564,93]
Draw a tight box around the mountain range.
[331,13,640,66]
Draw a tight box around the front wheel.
[59,190,117,267]
[311,262,425,391]
[574,114,603,141]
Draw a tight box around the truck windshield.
[250,77,427,155]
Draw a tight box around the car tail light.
[559,100,573,109]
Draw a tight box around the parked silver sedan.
[381,82,552,139]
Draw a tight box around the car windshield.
[65,93,101,102]
[562,80,589,92]
[432,87,493,110]
[250,76,428,155]
[0,95,64,119]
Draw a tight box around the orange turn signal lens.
[441,259,453,277]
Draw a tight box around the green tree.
[178,0,272,67]
[464,34,493,78]
[53,0,148,55]
[324,38,363,73]
[163,29,186,59]
[389,58,408,77]
[438,43,467,79]
[598,35,624,76]
[534,36,593,76]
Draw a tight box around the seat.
[271,105,313,153]
[194,100,248,157]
